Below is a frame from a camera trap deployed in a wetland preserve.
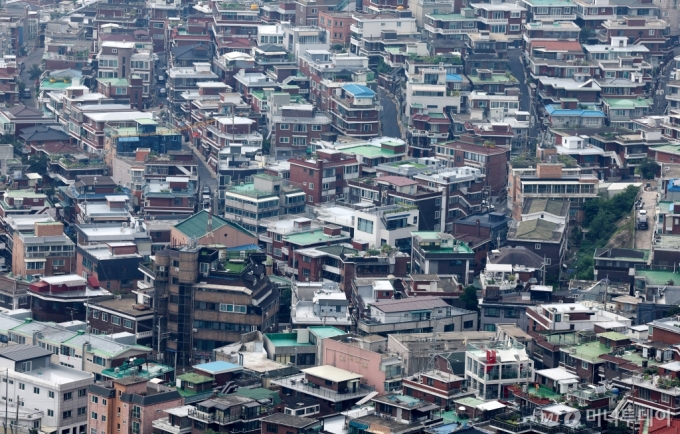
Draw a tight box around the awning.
[476,401,506,411]
[355,391,378,406]
[25,258,46,262]
[417,404,441,412]
[486,264,513,273]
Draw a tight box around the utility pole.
[12,396,21,434]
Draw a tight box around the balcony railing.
[272,374,375,401]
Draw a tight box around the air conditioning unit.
[192,329,198,333]
[158,266,165,272]
[174,267,179,272]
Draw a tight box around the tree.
[459,286,479,312]
[667,305,680,316]
[17,80,25,97]
[28,64,43,81]
[606,423,633,434]
[27,153,48,175]
[636,158,659,180]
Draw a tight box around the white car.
[639,209,647,216]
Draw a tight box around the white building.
[353,204,419,251]
[526,302,632,332]
[0,344,94,434]
[291,281,352,329]
[405,66,464,124]
[465,340,534,400]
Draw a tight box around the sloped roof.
[510,219,563,242]
[487,246,545,269]
[6,104,47,118]
[19,125,71,142]
[174,210,255,239]
[0,344,53,361]
[522,198,569,217]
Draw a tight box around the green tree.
[459,286,479,311]
[636,158,659,180]
[667,305,680,316]
[28,64,43,81]
[27,153,48,175]
[17,80,25,97]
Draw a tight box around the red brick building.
[288,149,360,205]
[319,12,353,46]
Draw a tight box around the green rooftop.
[412,231,474,254]
[235,387,281,405]
[283,228,349,246]
[101,362,173,380]
[227,182,279,199]
[441,411,473,424]
[621,351,659,367]
[650,144,680,156]
[340,145,401,159]
[308,326,347,339]
[469,73,518,84]
[597,331,629,341]
[265,332,314,347]
[177,372,213,384]
[529,384,563,399]
[567,341,611,363]
[5,190,46,198]
[136,118,157,125]
[389,160,427,169]
[98,78,129,87]
[636,269,680,286]
[602,97,653,109]
[174,210,254,239]
[455,397,485,407]
[39,79,72,90]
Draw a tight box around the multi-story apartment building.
[96,40,155,104]
[88,377,182,434]
[508,162,599,222]
[282,23,330,62]
[330,84,381,138]
[267,93,332,160]
[0,189,51,219]
[289,149,360,205]
[350,10,419,65]
[434,139,509,195]
[11,220,75,279]
[413,166,486,231]
[422,8,479,41]
[520,0,576,22]
[464,340,534,399]
[166,63,219,125]
[470,0,527,46]
[223,173,305,233]
[295,0,338,25]
[526,302,632,333]
[411,232,474,283]
[599,16,670,66]
[0,344,94,434]
[151,248,278,369]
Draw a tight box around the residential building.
[87,294,153,345]
[0,189,51,219]
[506,218,567,277]
[410,232,474,284]
[264,326,347,366]
[0,344,94,434]
[291,281,353,330]
[88,377,182,434]
[166,63,219,126]
[330,84,380,138]
[260,414,321,434]
[11,220,75,279]
[434,139,510,195]
[271,365,375,415]
[508,162,599,223]
[401,370,466,410]
[29,275,109,323]
[289,149,360,204]
[464,339,534,399]
[526,302,632,333]
[0,104,55,137]
[470,1,527,45]
[356,296,478,336]
[151,248,278,368]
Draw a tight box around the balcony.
[479,17,508,24]
[424,24,478,35]
[322,264,341,275]
[271,374,375,401]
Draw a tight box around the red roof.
[530,40,584,52]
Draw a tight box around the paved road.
[18,47,44,107]
[507,49,530,112]
[182,142,218,190]
[378,88,402,139]
[653,47,680,115]
[634,186,658,251]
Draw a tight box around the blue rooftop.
[545,104,605,118]
[342,84,375,98]
[225,243,261,251]
[667,179,680,192]
[446,74,463,82]
[193,361,242,374]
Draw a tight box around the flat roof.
[302,365,363,382]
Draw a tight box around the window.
[132,406,141,419]
[33,387,39,394]
[92,311,99,319]
[308,195,313,202]
[48,391,54,398]
[510,24,520,31]
[510,11,521,17]
[63,392,72,401]
[309,183,314,190]
[48,410,53,417]
[279,137,289,143]
[92,412,98,420]
[102,313,108,322]
[79,389,87,397]
[662,393,670,403]
[18,384,24,390]
[485,308,500,317]
[535,244,541,250]
[464,320,474,329]
[92,396,98,404]
[581,361,588,369]
[111,316,120,326]
[279,123,289,130]
[649,29,655,35]
[267,425,278,433]
[123,319,133,329]
[312,125,322,131]
[357,218,374,234]
[63,411,72,419]
[78,407,87,416]
[435,211,441,219]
